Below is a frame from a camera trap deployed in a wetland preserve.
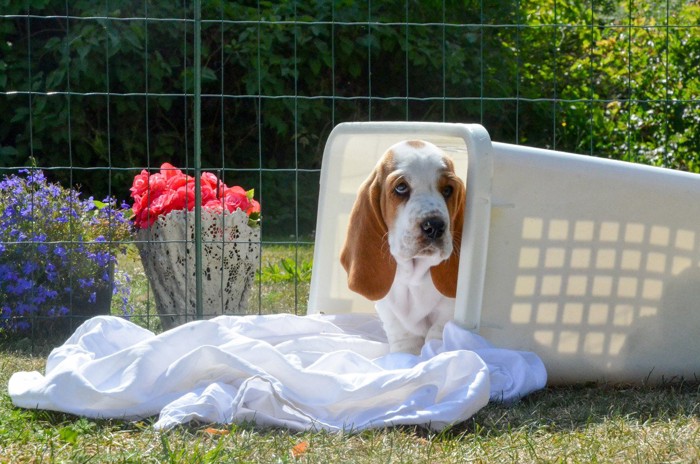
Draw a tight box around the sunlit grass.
[249,243,313,316]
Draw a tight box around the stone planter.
[136,208,260,330]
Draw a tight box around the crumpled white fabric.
[8,314,546,431]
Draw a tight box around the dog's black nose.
[421,217,445,240]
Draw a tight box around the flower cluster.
[0,169,132,332]
[130,163,261,229]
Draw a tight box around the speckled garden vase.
[136,208,260,330]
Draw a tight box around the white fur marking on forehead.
[390,140,448,179]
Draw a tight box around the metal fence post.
[193,0,203,319]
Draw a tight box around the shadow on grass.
[0,333,65,357]
[443,381,700,436]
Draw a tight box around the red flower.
[222,186,249,213]
[247,199,261,215]
[160,162,183,181]
[130,163,260,229]
[201,171,226,198]
[129,170,149,200]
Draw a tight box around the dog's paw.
[389,335,424,355]
[425,323,445,342]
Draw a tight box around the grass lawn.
[1,244,699,463]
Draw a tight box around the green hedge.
[1,0,698,237]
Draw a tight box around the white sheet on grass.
[8,314,546,431]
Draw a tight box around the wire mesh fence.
[1,0,698,344]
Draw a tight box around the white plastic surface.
[309,122,700,384]
[482,142,700,384]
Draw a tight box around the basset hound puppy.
[341,140,466,354]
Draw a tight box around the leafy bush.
[0,168,132,332]
[511,0,700,170]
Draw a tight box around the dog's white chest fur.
[375,256,456,354]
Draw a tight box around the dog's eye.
[394,182,409,196]
[442,185,453,198]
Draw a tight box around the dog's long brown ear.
[430,176,466,298]
[340,166,397,301]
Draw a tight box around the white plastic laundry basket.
[309,122,700,385]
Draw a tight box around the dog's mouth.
[406,234,452,261]
[415,243,442,257]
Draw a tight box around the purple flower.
[53,246,67,257]
[8,277,33,295]
[15,321,30,331]
[77,278,94,289]
[21,261,38,274]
